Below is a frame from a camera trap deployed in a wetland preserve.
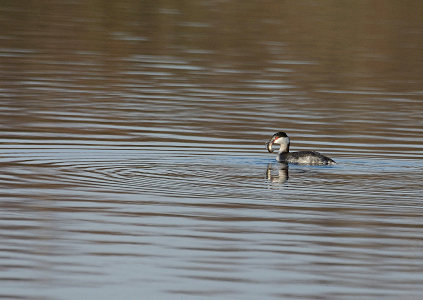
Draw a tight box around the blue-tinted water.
[1,1,423,299]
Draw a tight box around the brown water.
[1,1,423,299]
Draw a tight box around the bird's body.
[278,150,336,165]
[266,132,335,165]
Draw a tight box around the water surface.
[1,1,423,299]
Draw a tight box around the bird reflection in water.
[266,163,289,184]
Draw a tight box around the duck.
[266,132,335,165]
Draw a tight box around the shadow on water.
[265,160,341,185]
[266,163,289,184]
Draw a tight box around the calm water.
[1,1,423,299]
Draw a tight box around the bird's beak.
[266,137,275,153]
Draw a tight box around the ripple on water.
[1,10,423,298]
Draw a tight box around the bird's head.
[265,132,290,153]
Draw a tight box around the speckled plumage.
[278,151,336,165]
[266,132,336,165]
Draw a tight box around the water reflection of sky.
[1,1,423,299]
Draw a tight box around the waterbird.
[266,132,336,165]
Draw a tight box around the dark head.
[265,132,290,153]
